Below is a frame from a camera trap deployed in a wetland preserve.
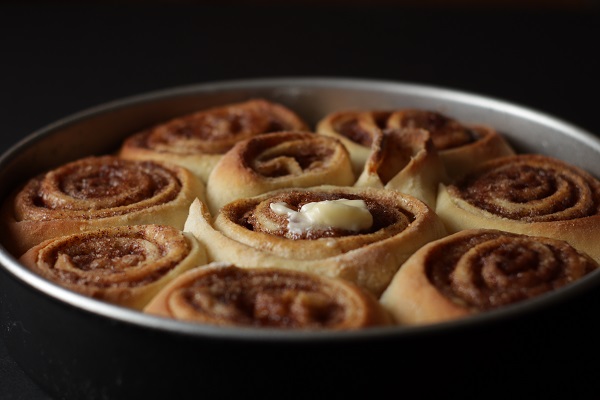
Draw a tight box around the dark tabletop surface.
[1,2,599,398]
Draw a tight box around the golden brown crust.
[144,262,392,330]
[205,131,355,215]
[316,108,515,180]
[316,109,391,176]
[18,225,207,310]
[5,98,599,330]
[386,109,515,178]
[1,155,205,256]
[118,99,310,182]
[354,127,446,208]
[184,186,447,296]
[387,109,485,150]
[379,229,599,325]
[436,154,600,263]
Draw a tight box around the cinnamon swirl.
[316,110,390,176]
[379,229,599,325]
[386,109,515,178]
[205,131,355,215]
[184,186,447,296]
[118,98,310,182]
[1,155,205,256]
[19,224,207,310]
[317,108,515,180]
[144,262,392,330]
[436,154,600,263]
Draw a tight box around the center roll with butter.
[184,185,447,296]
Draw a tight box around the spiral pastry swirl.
[119,99,310,182]
[316,110,391,176]
[379,229,599,325]
[390,110,515,179]
[441,154,600,222]
[386,109,481,150]
[184,186,447,296]
[205,131,355,215]
[317,108,514,179]
[238,189,412,243]
[144,262,392,330]
[1,155,205,255]
[436,154,600,263]
[18,225,207,309]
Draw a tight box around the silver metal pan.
[1,77,599,399]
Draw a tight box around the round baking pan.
[1,77,599,399]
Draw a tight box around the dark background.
[1,1,599,398]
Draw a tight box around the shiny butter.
[270,199,373,234]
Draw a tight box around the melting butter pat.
[270,199,373,234]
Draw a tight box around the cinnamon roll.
[379,229,599,325]
[436,154,600,263]
[19,224,207,310]
[386,109,515,178]
[205,131,355,215]
[144,262,392,330]
[184,186,447,296]
[316,110,390,176]
[354,127,445,209]
[118,98,310,182]
[316,108,515,180]
[1,155,205,256]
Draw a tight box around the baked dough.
[386,109,515,179]
[144,262,393,330]
[316,109,391,176]
[184,185,447,296]
[379,228,599,325]
[1,155,205,256]
[436,154,600,263]
[206,131,355,215]
[317,108,515,180]
[354,127,445,209]
[19,225,207,310]
[118,98,310,182]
